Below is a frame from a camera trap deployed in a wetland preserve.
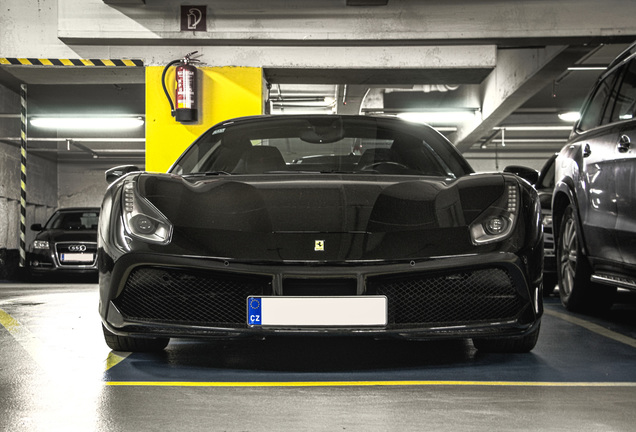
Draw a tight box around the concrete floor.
[1,280,635,432]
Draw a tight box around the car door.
[609,58,636,265]
[570,64,623,263]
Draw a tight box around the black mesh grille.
[114,267,273,325]
[367,268,522,326]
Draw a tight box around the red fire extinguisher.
[162,51,199,123]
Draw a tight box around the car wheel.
[102,324,169,352]
[472,323,540,353]
[556,204,615,312]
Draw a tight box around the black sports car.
[98,115,543,353]
[29,207,100,276]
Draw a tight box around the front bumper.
[29,246,98,275]
[100,251,542,341]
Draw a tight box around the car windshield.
[45,210,100,230]
[170,116,472,178]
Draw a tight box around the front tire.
[102,324,169,352]
[556,205,615,312]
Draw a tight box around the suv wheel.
[556,204,615,312]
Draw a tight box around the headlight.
[121,178,173,244]
[32,240,49,249]
[469,182,519,245]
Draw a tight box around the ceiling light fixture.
[557,112,581,122]
[397,111,477,125]
[30,116,144,130]
[567,66,607,71]
[500,125,573,131]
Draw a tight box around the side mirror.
[503,165,539,185]
[105,165,140,184]
[30,223,43,231]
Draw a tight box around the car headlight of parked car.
[121,177,173,245]
[469,182,519,245]
[32,240,49,249]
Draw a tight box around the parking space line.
[0,307,49,370]
[105,380,636,387]
[106,352,130,370]
[1,307,121,374]
[544,308,636,349]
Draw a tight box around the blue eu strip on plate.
[247,297,262,325]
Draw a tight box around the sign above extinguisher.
[180,6,207,32]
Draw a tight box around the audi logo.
[68,244,87,252]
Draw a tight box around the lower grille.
[367,268,522,326]
[283,278,356,296]
[114,266,523,329]
[114,267,273,325]
[544,226,555,257]
[55,242,97,266]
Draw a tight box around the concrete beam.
[58,0,636,46]
[453,45,597,152]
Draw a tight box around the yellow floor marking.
[0,307,50,370]
[105,352,130,370]
[0,308,20,330]
[544,308,636,349]
[105,380,636,388]
[1,307,122,374]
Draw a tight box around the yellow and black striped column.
[19,84,27,268]
[0,57,144,267]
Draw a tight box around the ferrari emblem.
[315,240,325,251]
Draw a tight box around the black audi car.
[98,115,543,353]
[29,207,100,276]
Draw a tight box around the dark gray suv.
[553,43,636,312]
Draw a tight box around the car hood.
[35,229,98,243]
[136,173,509,261]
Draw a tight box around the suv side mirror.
[105,165,140,184]
[503,165,539,185]
[30,223,43,231]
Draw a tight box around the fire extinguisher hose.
[162,59,182,117]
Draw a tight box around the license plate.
[60,253,94,263]
[247,296,387,327]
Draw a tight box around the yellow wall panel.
[145,66,263,172]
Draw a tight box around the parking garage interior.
[1,1,636,431]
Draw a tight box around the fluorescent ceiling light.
[567,66,606,71]
[30,117,144,130]
[398,111,477,125]
[557,112,581,122]
[500,125,573,131]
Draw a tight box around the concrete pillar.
[336,85,369,115]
